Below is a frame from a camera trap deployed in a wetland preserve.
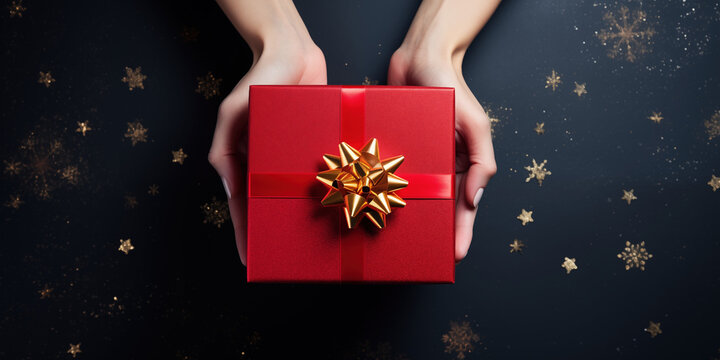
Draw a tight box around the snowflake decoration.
[118,239,134,255]
[38,71,55,88]
[509,239,524,253]
[8,1,26,17]
[645,321,662,338]
[617,241,653,271]
[195,72,222,99]
[124,195,138,209]
[545,69,561,91]
[573,82,587,97]
[4,160,21,175]
[201,197,230,228]
[708,175,720,192]
[61,165,79,185]
[172,148,188,165]
[648,111,663,124]
[121,66,147,91]
[562,257,577,274]
[705,110,720,140]
[76,121,92,136]
[534,122,545,135]
[596,5,655,62]
[5,194,23,209]
[442,321,480,359]
[524,159,551,186]
[148,184,159,196]
[621,189,637,205]
[124,121,148,146]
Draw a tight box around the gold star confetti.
[561,257,577,274]
[61,165,79,185]
[596,5,655,62]
[148,184,159,196]
[201,197,230,228]
[524,159,551,186]
[195,72,222,99]
[75,121,92,136]
[38,71,55,88]
[509,239,525,253]
[124,121,148,146]
[516,209,534,226]
[361,76,379,85]
[5,194,23,209]
[38,286,53,299]
[705,110,720,140]
[621,189,637,205]
[4,160,21,175]
[8,0,26,18]
[648,111,663,124]
[118,239,134,255]
[172,148,188,165]
[180,25,199,42]
[573,82,587,97]
[121,66,146,91]
[442,321,480,360]
[545,69,561,91]
[124,195,138,209]
[645,321,662,338]
[617,241,653,271]
[67,343,82,358]
[708,175,720,192]
[534,122,545,135]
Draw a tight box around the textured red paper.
[246,85,455,283]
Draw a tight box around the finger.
[456,95,497,209]
[454,172,478,262]
[228,161,248,265]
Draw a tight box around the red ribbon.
[248,87,452,282]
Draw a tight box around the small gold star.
[545,69,561,91]
[148,184,159,196]
[38,71,55,88]
[4,160,21,175]
[708,175,720,192]
[617,241,653,271]
[509,239,525,253]
[118,239,134,255]
[516,209,534,226]
[361,76,379,85]
[8,0,26,18]
[67,343,82,358]
[195,72,222,99]
[573,82,587,97]
[121,66,147,91]
[5,194,23,209]
[172,148,188,165]
[621,189,637,205]
[124,121,148,146]
[524,159,552,186]
[76,121,92,136]
[561,257,577,274]
[124,195,138,209]
[645,321,662,338]
[534,122,545,135]
[38,286,53,299]
[648,111,663,124]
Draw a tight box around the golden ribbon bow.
[316,138,408,229]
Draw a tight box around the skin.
[210,0,499,265]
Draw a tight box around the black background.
[2,0,720,359]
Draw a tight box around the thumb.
[458,101,497,209]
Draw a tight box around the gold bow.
[316,138,408,229]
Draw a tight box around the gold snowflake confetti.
[442,321,480,360]
[124,121,148,146]
[509,239,524,253]
[596,5,655,62]
[60,165,79,185]
[172,148,188,165]
[534,122,545,135]
[38,71,55,88]
[195,72,222,99]
[516,209,534,226]
[148,184,159,196]
[67,343,82,358]
[621,189,637,205]
[708,175,720,192]
[573,82,587,97]
[545,69,561,91]
[648,112,663,124]
[617,241,653,271]
[4,160,21,175]
[118,239,134,255]
[180,26,199,42]
[5,194,23,209]
[362,76,379,85]
[8,0,26,17]
[524,159,551,186]
[76,121,92,136]
[201,197,230,228]
[562,257,577,274]
[38,286,53,299]
[705,110,720,140]
[645,321,662,338]
[121,66,146,91]
[124,195,138,209]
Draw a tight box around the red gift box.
[246,85,455,283]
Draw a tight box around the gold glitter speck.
[121,66,147,91]
[534,122,545,135]
[524,159,551,186]
[124,121,148,146]
[67,343,82,358]
[76,121,92,136]
[38,71,55,88]
[562,257,577,274]
[617,241,653,271]
[39,286,53,299]
[596,5,655,62]
[516,209,534,226]
[118,239,134,255]
[705,111,720,140]
[545,70,561,91]
[361,76,379,85]
[509,239,524,253]
[201,197,230,228]
[9,1,26,17]
[195,72,222,99]
[442,321,480,360]
[621,189,637,205]
[708,175,720,192]
[172,148,188,165]
[645,321,662,338]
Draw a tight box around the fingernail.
[222,177,231,200]
[473,188,484,207]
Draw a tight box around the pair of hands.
[208,43,496,266]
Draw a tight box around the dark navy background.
[2,0,720,359]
